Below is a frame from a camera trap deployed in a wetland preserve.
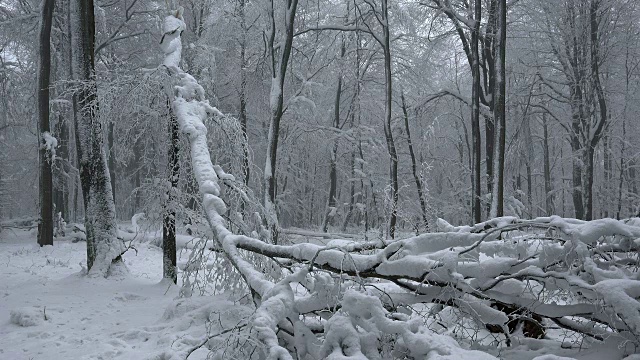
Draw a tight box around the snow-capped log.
[160,8,640,358]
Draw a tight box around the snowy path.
[0,228,179,360]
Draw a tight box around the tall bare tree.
[489,0,506,217]
[264,0,299,244]
[36,0,55,246]
[71,0,125,275]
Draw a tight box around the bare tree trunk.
[521,107,534,217]
[238,0,250,191]
[264,0,298,244]
[490,0,506,218]
[401,91,429,231]
[381,0,398,239]
[471,0,482,224]
[618,37,632,219]
[603,130,612,217]
[163,102,179,284]
[322,76,341,232]
[108,122,116,211]
[542,111,554,215]
[37,0,55,247]
[342,22,361,232]
[341,143,356,232]
[484,0,498,213]
[54,116,69,221]
[71,0,124,275]
[585,0,608,221]
[322,33,348,233]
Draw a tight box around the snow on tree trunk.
[264,0,299,244]
[163,102,179,284]
[70,0,125,276]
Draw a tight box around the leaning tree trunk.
[71,0,124,276]
[37,0,55,247]
[401,91,429,231]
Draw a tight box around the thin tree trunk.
[54,116,69,221]
[238,0,249,191]
[401,91,429,231]
[37,0,55,247]
[341,143,356,232]
[322,36,346,232]
[381,0,398,238]
[108,121,116,211]
[583,147,595,220]
[342,19,361,232]
[322,76,341,232]
[471,0,482,224]
[618,37,631,219]
[542,111,554,215]
[484,0,498,213]
[603,131,611,217]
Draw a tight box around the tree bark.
[322,34,346,233]
[471,0,482,224]
[108,121,116,210]
[490,0,506,218]
[264,0,299,244]
[238,0,250,190]
[542,111,554,216]
[381,0,398,239]
[586,0,608,221]
[37,0,55,247]
[484,0,498,209]
[53,116,69,221]
[71,0,124,275]
[163,102,179,284]
[322,76,341,232]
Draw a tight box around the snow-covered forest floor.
[0,225,249,360]
[1,223,640,360]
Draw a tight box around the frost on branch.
[161,9,640,359]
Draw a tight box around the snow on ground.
[0,227,246,360]
[1,225,639,360]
